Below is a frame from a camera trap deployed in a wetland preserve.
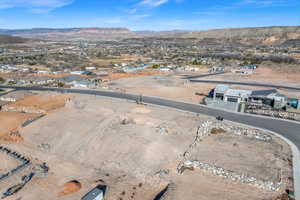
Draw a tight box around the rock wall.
[2,105,45,114]
[176,121,281,191]
[246,109,300,121]
[178,160,282,191]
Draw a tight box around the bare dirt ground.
[190,132,289,183]
[0,94,292,200]
[0,153,21,174]
[107,74,215,103]
[172,170,278,200]
[2,93,75,114]
[0,92,75,144]
[202,67,300,87]
[0,111,40,137]
[103,71,167,81]
[106,70,300,103]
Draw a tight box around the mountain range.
[0,26,300,44]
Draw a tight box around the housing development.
[0,22,300,200]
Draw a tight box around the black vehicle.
[216,116,224,121]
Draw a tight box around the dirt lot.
[0,111,40,137]
[0,94,292,200]
[0,153,22,174]
[202,67,300,87]
[2,93,75,114]
[103,71,166,81]
[107,74,215,103]
[190,132,288,183]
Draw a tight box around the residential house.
[212,85,288,109]
[240,65,257,70]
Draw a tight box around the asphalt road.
[1,85,300,198]
[189,79,300,91]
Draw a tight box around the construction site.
[0,89,294,200]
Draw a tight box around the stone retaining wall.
[2,105,45,114]
[0,146,31,182]
[181,121,272,161]
[178,160,281,191]
[246,109,300,121]
[177,121,279,191]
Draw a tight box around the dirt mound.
[0,131,23,143]
[273,193,291,200]
[210,128,226,134]
[59,180,82,196]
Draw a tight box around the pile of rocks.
[2,105,45,114]
[178,160,281,191]
[190,121,272,142]
[246,109,300,121]
[211,122,272,142]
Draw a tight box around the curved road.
[1,85,300,198]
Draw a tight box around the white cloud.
[0,0,74,11]
[139,0,169,7]
[95,17,122,24]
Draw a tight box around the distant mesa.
[0,26,299,44]
[0,34,30,44]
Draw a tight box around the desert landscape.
[0,91,294,200]
[0,2,299,198]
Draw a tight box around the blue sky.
[0,0,299,30]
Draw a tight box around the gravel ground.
[0,94,293,200]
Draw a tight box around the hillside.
[181,26,300,45]
[0,28,137,41]
[0,35,29,44]
[0,26,300,44]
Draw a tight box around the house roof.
[251,89,278,97]
[59,75,87,83]
[215,84,230,93]
[225,89,252,97]
[81,185,106,200]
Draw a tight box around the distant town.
[0,26,300,200]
